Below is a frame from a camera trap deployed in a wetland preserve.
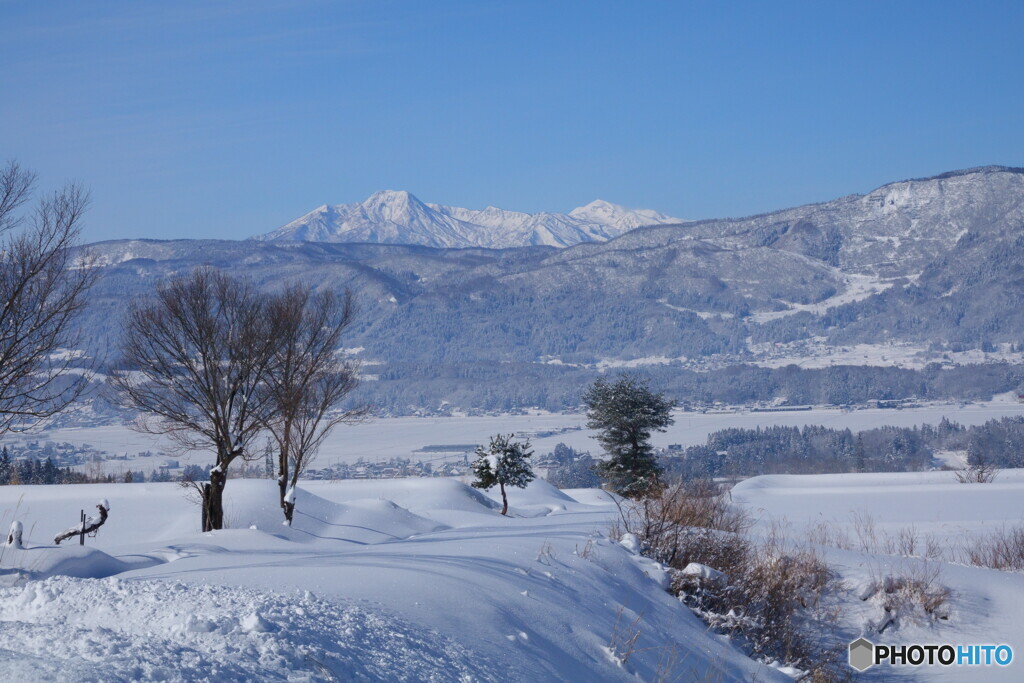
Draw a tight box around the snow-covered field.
[2,468,1024,678]
[0,478,781,681]
[12,401,1024,475]
[734,471,1024,680]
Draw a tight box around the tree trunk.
[278,423,290,515]
[499,481,508,516]
[283,467,300,525]
[278,459,288,516]
[202,468,227,531]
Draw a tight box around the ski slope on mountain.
[0,479,779,681]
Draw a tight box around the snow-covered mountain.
[81,166,1024,395]
[254,191,684,249]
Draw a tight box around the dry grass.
[959,523,1024,570]
[617,480,843,676]
[954,461,999,483]
[612,479,750,568]
[606,605,644,666]
[812,513,944,561]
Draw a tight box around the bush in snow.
[959,523,1024,570]
[861,563,951,634]
[615,480,844,676]
[471,434,534,516]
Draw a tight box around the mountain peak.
[570,199,684,231]
[365,189,415,204]
[255,193,682,249]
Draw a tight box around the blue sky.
[2,0,1022,242]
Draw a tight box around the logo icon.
[849,637,875,672]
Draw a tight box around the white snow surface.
[733,470,1024,680]
[0,478,779,681]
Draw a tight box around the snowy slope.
[254,191,684,248]
[0,479,779,681]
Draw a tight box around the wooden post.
[55,502,109,545]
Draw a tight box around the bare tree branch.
[110,268,280,531]
[262,285,366,523]
[0,161,97,434]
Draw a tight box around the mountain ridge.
[254,191,684,249]
[77,165,1024,368]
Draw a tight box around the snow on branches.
[471,434,534,516]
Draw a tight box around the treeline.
[546,416,1024,483]
[656,416,1024,478]
[544,444,602,489]
[0,451,88,485]
[0,450,215,486]
[352,361,1024,415]
[662,424,937,478]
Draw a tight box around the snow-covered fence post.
[6,521,23,549]
[54,500,110,545]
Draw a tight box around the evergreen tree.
[547,454,602,489]
[583,374,675,498]
[40,457,58,485]
[854,435,866,472]
[471,434,535,515]
[0,446,10,485]
[19,458,37,485]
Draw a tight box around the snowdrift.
[0,478,780,681]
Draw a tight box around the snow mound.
[0,576,500,681]
[0,545,132,584]
[487,478,578,517]
[222,480,448,544]
[307,477,503,525]
[562,488,619,506]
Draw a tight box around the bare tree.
[0,161,96,435]
[110,269,279,531]
[264,285,363,524]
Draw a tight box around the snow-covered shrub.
[862,562,951,633]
